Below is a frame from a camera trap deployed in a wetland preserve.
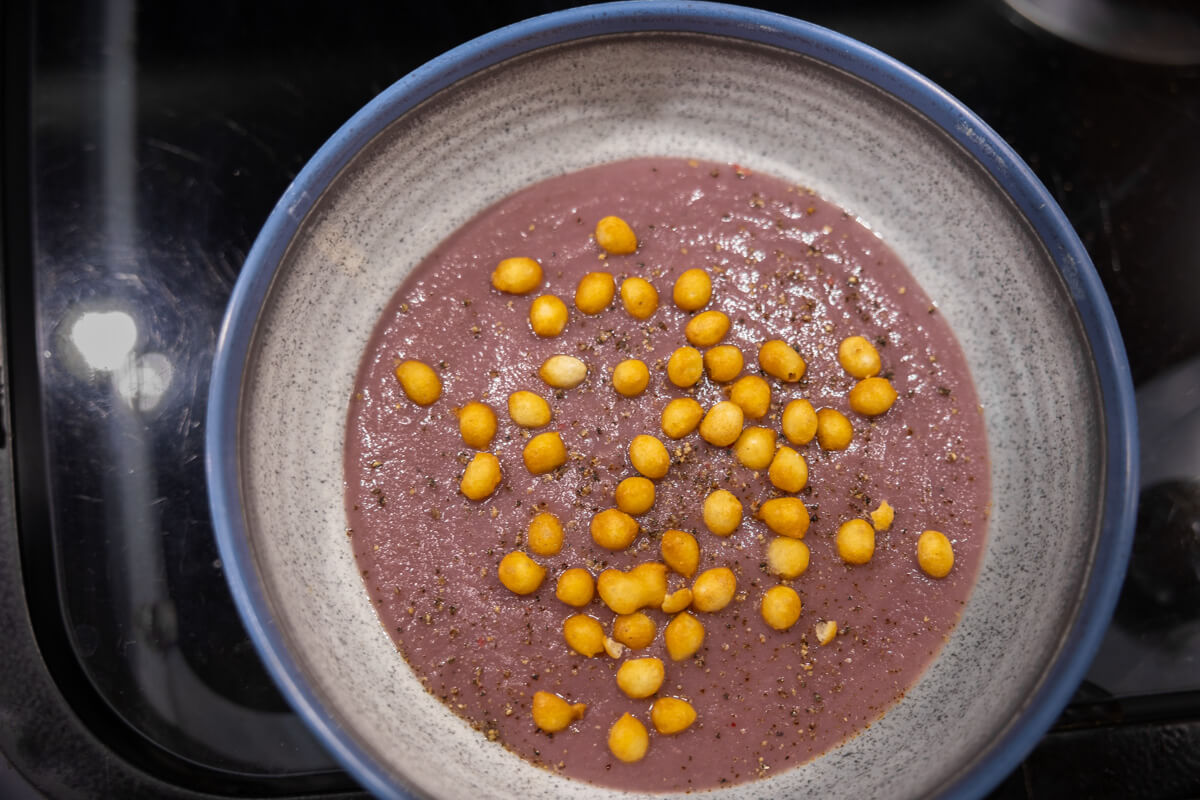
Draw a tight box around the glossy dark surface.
[3,0,1199,797]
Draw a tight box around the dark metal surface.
[3,0,1199,797]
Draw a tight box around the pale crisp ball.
[491,257,543,295]
[523,431,567,474]
[685,310,731,347]
[615,657,665,699]
[615,476,656,515]
[394,360,441,406]
[529,294,569,338]
[527,512,564,556]
[691,567,736,612]
[596,569,643,615]
[836,519,876,565]
[531,691,586,733]
[575,271,616,314]
[768,446,808,493]
[460,452,502,501]
[612,612,656,649]
[758,497,811,538]
[591,508,640,551]
[663,611,705,660]
[620,277,659,320]
[702,489,743,536]
[629,434,670,479]
[667,346,704,388]
[781,398,818,445]
[672,268,712,311]
[816,407,853,450]
[507,390,552,428]
[848,376,898,416]
[729,375,771,419]
[563,613,606,657]
[918,529,955,578]
[457,401,497,449]
[704,344,744,383]
[612,358,650,397]
[539,354,588,389]
[651,697,697,735]
[766,537,810,579]
[497,551,544,595]
[699,401,744,447]
[760,585,802,631]
[661,397,704,439]
[595,215,638,255]
[734,426,777,470]
[555,568,595,607]
[758,339,806,382]
[660,529,700,578]
[608,713,650,763]
[838,335,882,378]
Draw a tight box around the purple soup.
[344,158,989,792]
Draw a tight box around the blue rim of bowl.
[206,2,1139,798]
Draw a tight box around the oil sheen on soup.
[343,157,989,792]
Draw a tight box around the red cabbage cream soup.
[343,157,989,792]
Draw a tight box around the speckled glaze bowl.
[206,3,1137,798]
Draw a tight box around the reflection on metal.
[63,309,176,414]
[114,352,174,413]
[1006,0,1200,65]
[68,310,137,372]
[32,0,336,771]
[1086,356,1200,695]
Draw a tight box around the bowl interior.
[233,29,1103,799]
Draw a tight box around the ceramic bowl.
[206,3,1137,798]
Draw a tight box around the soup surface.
[344,157,989,791]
